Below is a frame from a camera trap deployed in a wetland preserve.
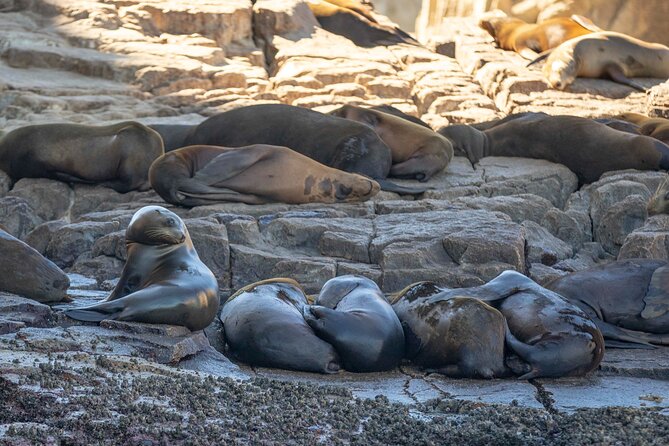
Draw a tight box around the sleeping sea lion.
[148,124,195,152]
[303,275,404,372]
[616,113,669,145]
[330,105,453,181]
[480,15,598,60]
[65,206,219,331]
[391,282,511,378]
[219,278,341,374]
[0,122,163,193]
[439,113,669,184]
[369,105,432,129]
[545,259,669,348]
[149,144,379,206]
[183,104,425,195]
[530,32,669,91]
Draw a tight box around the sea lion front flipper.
[193,148,270,186]
[570,14,602,32]
[641,265,669,319]
[517,47,540,61]
[605,64,646,92]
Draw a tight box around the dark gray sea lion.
[545,259,669,348]
[369,105,432,129]
[149,144,379,206]
[0,229,69,303]
[439,114,669,184]
[329,105,453,181]
[302,275,404,372]
[593,118,641,135]
[391,282,511,378]
[0,122,163,192]
[219,278,341,374]
[148,124,195,152]
[616,113,669,145]
[183,104,425,194]
[65,206,219,331]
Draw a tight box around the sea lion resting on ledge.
[149,144,379,206]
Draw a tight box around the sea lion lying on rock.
[303,275,404,372]
[546,259,669,348]
[65,206,219,331]
[0,122,163,192]
[149,145,379,206]
[616,113,669,145]
[220,278,341,374]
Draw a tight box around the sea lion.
[648,175,669,215]
[369,105,432,129]
[65,206,219,331]
[148,124,195,152]
[391,282,511,378]
[545,259,669,348]
[593,118,641,135]
[302,275,404,372]
[183,104,424,194]
[439,114,669,184]
[149,144,379,206]
[307,0,419,47]
[330,105,453,181]
[0,229,69,303]
[530,32,669,91]
[480,15,598,60]
[0,122,163,193]
[616,113,669,145]
[219,278,341,374]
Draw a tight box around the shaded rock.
[7,178,73,221]
[595,195,648,256]
[521,220,573,266]
[0,169,12,197]
[91,230,126,260]
[618,215,669,261]
[455,194,554,224]
[24,219,68,255]
[336,262,383,284]
[553,243,613,273]
[589,180,651,230]
[45,221,120,268]
[185,219,230,288]
[69,254,124,284]
[541,208,591,251]
[0,196,43,239]
[529,263,567,286]
[0,293,54,333]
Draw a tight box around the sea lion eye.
[166,218,176,227]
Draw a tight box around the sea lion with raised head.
[0,122,163,192]
[480,15,598,60]
[439,113,669,184]
[65,206,219,331]
[545,259,669,348]
[391,282,511,378]
[329,105,453,181]
[531,32,669,91]
[303,275,404,372]
[0,229,69,303]
[219,278,341,374]
[149,144,379,206]
[184,104,425,194]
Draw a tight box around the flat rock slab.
[600,347,669,380]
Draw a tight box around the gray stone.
[522,220,573,266]
[91,230,126,260]
[541,208,591,251]
[45,221,120,268]
[595,195,648,255]
[0,169,12,197]
[320,231,371,263]
[336,262,383,284]
[0,196,43,239]
[75,210,134,227]
[7,178,73,221]
[589,180,651,229]
[456,194,555,224]
[0,293,54,332]
[69,254,125,283]
[600,347,669,380]
[225,218,262,245]
[553,243,613,272]
[185,219,230,288]
[528,263,567,286]
[618,215,669,261]
[23,219,68,254]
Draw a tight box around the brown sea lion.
[480,15,598,60]
[369,105,432,129]
[439,113,669,184]
[0,122,163,193]
[330,105,453,181]
[648,175,669,215]
[307,0,419,47]
[391,282,511,378]
[219,278,341,374]
[148,124,195,152]
[65,206,219,331]
[183,104,425,195]
[616,113,669,145]
[531,32,669,91]
[0,229,69,303]
[303,275,404,372]
[424,271,605,379]
[149,144,379,206]
[546,259,669,348]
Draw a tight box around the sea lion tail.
[527,50,551,68]
[375,179,430,195]
[502,321,541,379]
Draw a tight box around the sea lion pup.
[530,32,669,91]
[329,105,453,181]
[149,144,379,206]
[391,282,511,378]
[0,122,163,193]
[439,114,669,184]
[545,259,669,348]
[616,113,669,145]
[148,124,195,152]
[307,0,419,48]
[480,15,599,60]
[0,229,69,303]
[184,104,425,195]
[65,206,219,331]
[302,276,404,372]
[648,176,669,215]
[219,278,341,374]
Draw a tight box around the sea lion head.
[479,16,524,40]
[126,205,187,246]
[333,174,380,202]
[334,130,392,180]
[543,54,577,90]
[648,176,669,215]
[437,125,487,167]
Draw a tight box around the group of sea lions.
[481,14,669,91]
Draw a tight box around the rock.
[7,178,73,221]
[553,243,613,273]
[45,221,121,268]
[69,254,125,284]
[541,208,591,251]
[185,219,231,288]
[618,215,669,261]
[0,196,43,239]
[253,0,318,61]
[0,169,12,197]
[595,195,648,256]
[91,230,126,260]
[528,263,567,286]
[455,194,555,224]
[0,293,54,333]
[521,220,573,266]
[24,219,68,255]
[589,180,651,229]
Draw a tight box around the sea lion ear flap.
[641,265,669,319]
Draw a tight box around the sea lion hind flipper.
[526,50,551,68]
[193,148,269,186]
[375,179,430,195]
[596,320,661,348]
[641,265,669,319]
[518,47,540,61]
[605,64,647,92]
[604,340,655,350]
[65,306,121,323]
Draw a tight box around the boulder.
[618,216,669,261]
[45,221,121,268]
[0,196,43,239]
[7,178,73,221]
